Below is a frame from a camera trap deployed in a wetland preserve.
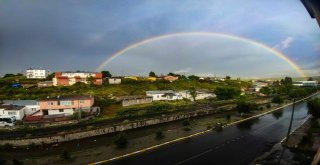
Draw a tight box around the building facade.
[146,90,182,101]
[293,81,318,87]
[53,72,102,86]
[108,77,122,84]
[34,95,94,116]
[116,96,153,106]
[26,68,50,79]
[2,100,39,115]
[179,89,216,101]
[0,105,26,120]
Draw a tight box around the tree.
[3,74,15,78]
[281,77,293,86]
[101,70,112,78]
[188,75,199,81]
[289,88,307,99]
[167,72,176,76]
[260,87,271,95]
[46,73,55,80]
[114,133,128,148]
[225,75,231,80]
[149,71,156,77]
[87,76,95,85]
[189,87,197,101]
[236,100,257,114]
[215,86,241,100]
[308,77,314,81]
[307,98,320,118]
[16,73,23,77]
[155,131,165,140]
[272,95,284,104]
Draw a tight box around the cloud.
[173,68,192,74]
[273,37,294,50]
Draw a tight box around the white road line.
[175,149,213,165]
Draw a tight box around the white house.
[26,68,50,79]
[251,81,269,92]
[179,89,216,101]
[3,100,40,115]
[0,105,26,120]
[293,81,318,87]
[146,90,182,101]
[108,77,122,84]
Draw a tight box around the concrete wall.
[48,109,74,116]
[0,108,216,146]
[122,98,153,106]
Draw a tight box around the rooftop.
[0,105,25,110]
[146,90,175,94]
[39,95,93,101]
[3,100,38,106]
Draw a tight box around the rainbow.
[96,32,306,77]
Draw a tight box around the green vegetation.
[114,133,128,148]
[236,100,257,114]
[307,98,320,118]
[272,96,284,104]
[149,71,157,77]
[215,86,241,100]
[155,131,165,140]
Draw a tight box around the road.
[107,95,319,165]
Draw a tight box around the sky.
[0,0,319,78]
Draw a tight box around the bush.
[236,101,257,114]
[12,158,23,165]
[308,98,320,118]
[182,120,190,126]
[155,131,164,140]
[215,86,241,100]
[114,133,128,148]
[183,127,191,131]
[266,104,271,108]
[272,96,283,104]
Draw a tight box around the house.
[124,76,138,81]
[251,81,269,92]
[146,90,182,101]
[293,81,318,87]
[2,100,39,115]
[108,77,122,84]
[179,89,216,101]
[33,95,94,116]
[163,76,178,82]
[26,68,50,79]
[38,81,53,88]
[53,71,102,86]
[116,95,153,106]
[0,105,26,120]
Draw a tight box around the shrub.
[114,133,128,148]
[182,120,190,126]
[272,96,283,104]
[266,104,271,108]
[155,131,164,140]
[183,127,191,131]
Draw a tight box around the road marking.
[175,149,213,165]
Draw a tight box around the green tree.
[308,77,314,81]
[46,73,55,80]
[260,87,271,95]
[189,87,197,101]
[215,86,241,100]
[101,70,112,78]
[225,75,231,80]
[272,95,284,104]
[236,100,257,114]
[281,77,293,86]
[87,76,95,85]
[289,88,307,99]
[3,74,15,78]
[149,71,156,77]
[167,72,177,76]
[307,98,320,118]
[188,75,200,81]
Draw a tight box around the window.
[59,109,64,112]
[60,101,72,106]
[8,111,16,115]
[47,102,53,105]
[80,100,85,104]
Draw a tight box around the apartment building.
[53,71,102,86]
[26,68,50,79]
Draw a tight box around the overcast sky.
[0,0,319,78]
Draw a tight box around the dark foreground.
[107,95,319,165]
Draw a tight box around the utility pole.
[278,98,296,164]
